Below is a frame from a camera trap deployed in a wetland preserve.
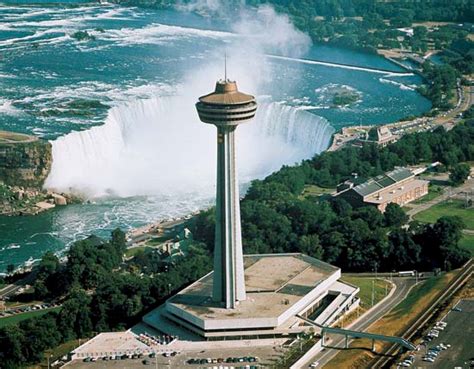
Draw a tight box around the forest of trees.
[0,230,212,368]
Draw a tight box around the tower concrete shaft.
[214,125,246,308]
[196,79,257,309]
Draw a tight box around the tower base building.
[143,253,359,340]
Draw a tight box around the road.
[435,84,473,129]
[0,284,22,301]
[0,269,37,301]
[126,217,187,247]
[303,277,417,368]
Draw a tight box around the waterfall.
[45,96,334,198]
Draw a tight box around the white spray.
[45,5,334,198]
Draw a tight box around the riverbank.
[0,183,76,216]
[328,82,471,152]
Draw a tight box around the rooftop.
[165,254,339,327]
[198,80,255,106]
[364,178,429,204]
[353,167,414,197]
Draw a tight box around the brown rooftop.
[166,254,338,323]
[198,80,255,106]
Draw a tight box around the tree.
[111,228,127,255]
[57,289,93,340]
[6,264,15,275]
[384,203,408,227]
[386,229,421,270]
[449,163,470,186]
[298,234,323,259]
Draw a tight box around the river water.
[0,3,431,272]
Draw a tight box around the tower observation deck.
[196,79,257,309]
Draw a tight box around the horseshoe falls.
[46,100,334,197]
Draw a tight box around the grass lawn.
[125,245,152,258]
[301,185,334,198]
[341,276,391,312]
[414,200,474,230]
[146,235,173,246]
[0,307,60,328]
[27,339,85,369]
[459,233,474,255]
[324,271,456,369]
[27,338,90,369]
[6,300,43,308]
[0,130,34,143]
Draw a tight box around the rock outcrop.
[0,131,52,188]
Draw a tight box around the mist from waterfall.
[45,5,334,198]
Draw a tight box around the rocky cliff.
[0,131,52,188]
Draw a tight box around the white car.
[309,362,320,368]
[423,357,435,363]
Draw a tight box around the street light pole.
[371,279,375,307]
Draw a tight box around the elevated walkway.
[322,326,416,351]
[297,315,415,353]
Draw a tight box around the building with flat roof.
[335,167,429,212]
[358,126,399,147]
[143,253,359,340]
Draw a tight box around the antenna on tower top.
[224,52,227,81]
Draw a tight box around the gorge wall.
[0,131,52,188]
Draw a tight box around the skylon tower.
[196,77,257,309]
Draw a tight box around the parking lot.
[409,299,474,369]
[0,302,59,317]
[67,345,283,368]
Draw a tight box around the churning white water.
[45,5,332,201]
[45,95,334,198]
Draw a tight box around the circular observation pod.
[196,80,257,126]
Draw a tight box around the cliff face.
[0,132,52,188]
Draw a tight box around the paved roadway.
[303,277,417,368]
[0,284,21,299]
[0,270,37,301]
